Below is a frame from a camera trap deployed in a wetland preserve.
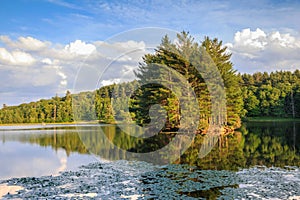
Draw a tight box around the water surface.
[0,121,300,199]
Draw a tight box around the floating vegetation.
[1,161,300,199]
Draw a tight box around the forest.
[0,32,299,132]
[240,71,300,118]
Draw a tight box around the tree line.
[0,91,73,123]
[240,70,300,118]
[0,32,299,130]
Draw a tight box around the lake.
[0,122,300,199]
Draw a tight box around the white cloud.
[101,78,121,86]
[9,66,58,87]
[268,31,299,48]
[94,40,146,62]
[64,40,96,55]
[57,71,67,79]
[0,35,50,51]
[57,69,68,87]
[121,64,135,75]
[60,79,67,86]
[226,28,300,73]
[234,28,267,49]
[42,58,52,65]
[116,40,146,50]
[0,48,35,66]
[0,35,149,106]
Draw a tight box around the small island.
[0,32,299,135]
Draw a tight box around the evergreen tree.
[202,36,243,129]
[133,32,243,132]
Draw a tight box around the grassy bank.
[244,117,300,122]
[0,121,99,126]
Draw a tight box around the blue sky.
[1,0,300,43]
[0,0,300,106]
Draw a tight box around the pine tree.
[133,32,243,132]
[202,36,243,129]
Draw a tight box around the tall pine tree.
[133,32,243,132]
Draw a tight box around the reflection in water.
[1,129,88,156]
[1,122,300,175]
[0,127,95,180]
[0,122,300,199]
[244,121,300,167]
[78,125,184,164]
[181,121,300,170]
[77,122,300,169]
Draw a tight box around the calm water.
[0,122,300,199]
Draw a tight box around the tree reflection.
[2,122,300,170]
[180,121,300,170]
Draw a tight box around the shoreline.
[0,121,99,126]
[244,117,300,122]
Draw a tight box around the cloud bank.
[1,28,299,106]
[0,35,147,106]
[227,28,300,73]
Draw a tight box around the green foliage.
[202,36,243,128]
[0,91,74,124]
[132,32,243,131]
[72,91,95,121]
[1,33,299,128]
[241,70,300,118]
[94,81,139,123]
